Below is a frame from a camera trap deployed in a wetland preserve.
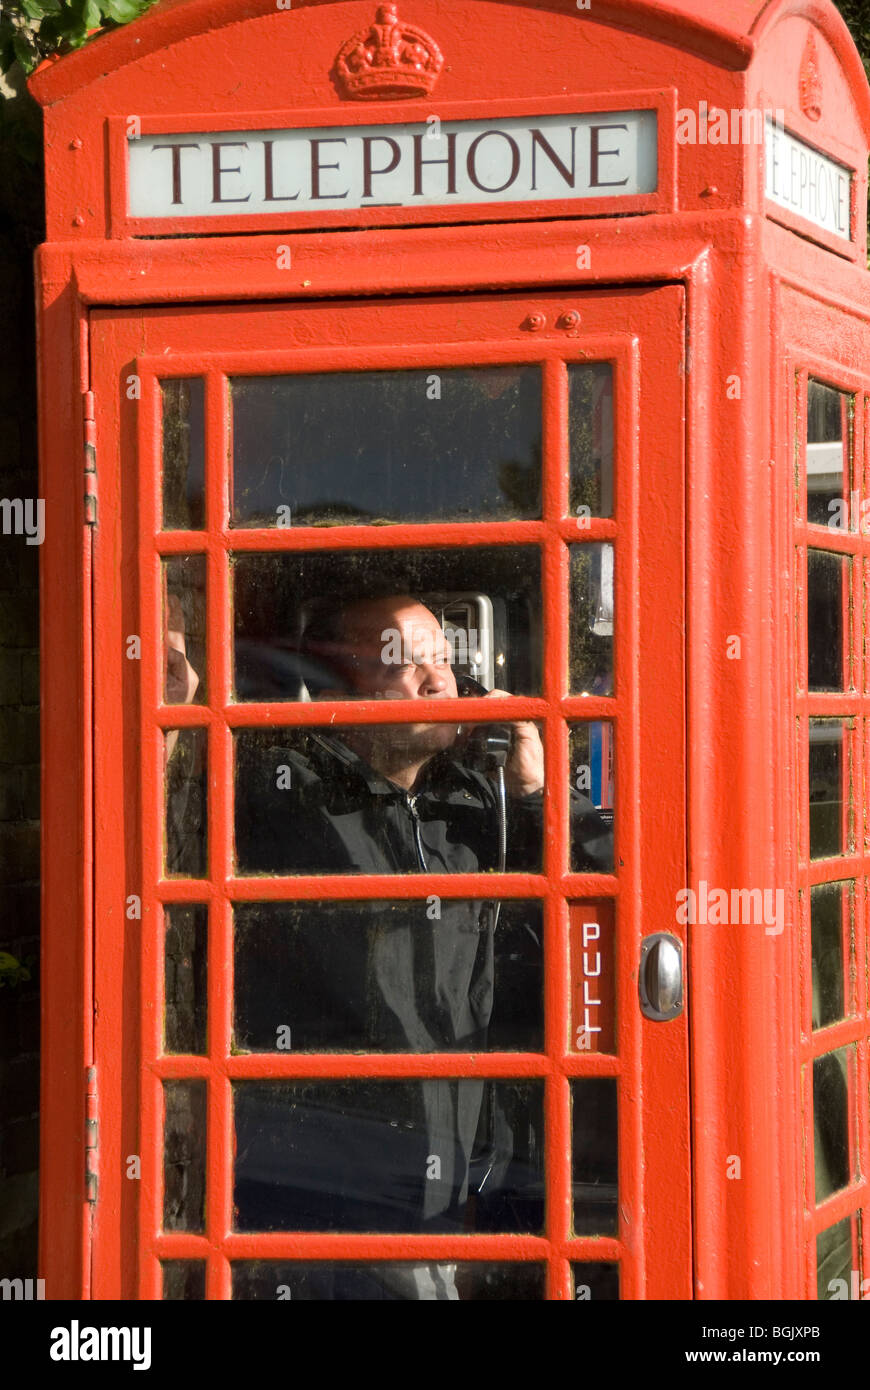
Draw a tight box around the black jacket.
[233,728,613,879]
[172,730,614,1241]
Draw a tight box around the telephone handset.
[456,674,509,895]
[456,675,512,771]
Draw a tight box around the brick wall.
[0,74,43,1281]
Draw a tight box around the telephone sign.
[127,109,658,218]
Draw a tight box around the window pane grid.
[146,355,629,1298]
[798,374,870,1300]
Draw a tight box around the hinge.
[83,389,97,526]
[85,1064,99,1204]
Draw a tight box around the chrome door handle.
[638,933,683,1020]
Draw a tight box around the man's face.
[338,599,460,758]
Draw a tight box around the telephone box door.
[90,285,689,1299]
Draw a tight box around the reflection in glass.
[233,900,543,1054]
[810,882,850,1031]
[569,365,613,519]
[816,1214,861,1299]
[232,547,541,701]
[163,1080,207,1232]
[231,1261,545,1301]
[569,544,614,696]
[164,904,208,1055]
[806,380,848,526]
[162,1260,206,1300]
[807,551,846,692]
[568,724,615,873]
[571,1078,618,1235]
[813,1047,852,1204]
[808,719,849,860]
[162,378,205,531]
[165,728,207,877]
[234,724,546,876]
[572,1263,620,1300]
[569,901,615,1053]
[231,367,541,527]
[233,1080,544,1234]
[164,556,206,705]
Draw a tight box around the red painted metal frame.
[87,288,688,1299]
[106,90,677,240]
[37,206,870,1302]
[32,0,870,1305]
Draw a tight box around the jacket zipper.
[405,793,429,871]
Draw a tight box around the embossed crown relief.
[335,4,444,100]
[799,31,822,122]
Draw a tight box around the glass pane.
[234,722,547,875]
[568,724,615,873]
[162,378,205,531]
[568,364,613,519]
[231,1260,545,1301]
[572,1078,618,1235]
[807,550,847,692]
[569,901,615,1053]
[164,556,206,705]
[806,380,848,526]
[569,544,614,695]
[816,1214,862,1299]
[572,1262,620,1300]
[233,900,543,1053]
[231,367,541,527]
[808,719,850,860]
[233,1080,544,1234]
[164,904,208,1054]
[813,1046,852,1204]
[233,548,541,701]
[810,881,850,1030]
[163,1080,207,1232]
[165,727,207,877]
[161,1260,206,1300]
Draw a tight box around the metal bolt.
[70,137,83,150]
[558,311,581,329]
[73,214,85,226]
[525,313,547,332]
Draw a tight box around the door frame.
[85,284,689,1298]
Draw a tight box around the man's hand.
[165,595,200,766]
[484,688,545,796]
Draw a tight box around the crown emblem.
[335,4,444,100]
[799,31,822,121]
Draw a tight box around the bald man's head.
[301,594,459,766]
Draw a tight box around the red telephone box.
[30,0,870,1300]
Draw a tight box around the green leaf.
[83,0,102,30]
[11,29,38,71]
[104,0,145,21]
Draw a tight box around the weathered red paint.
[30,0,870,1301]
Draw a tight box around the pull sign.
[638,933,683,1021]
